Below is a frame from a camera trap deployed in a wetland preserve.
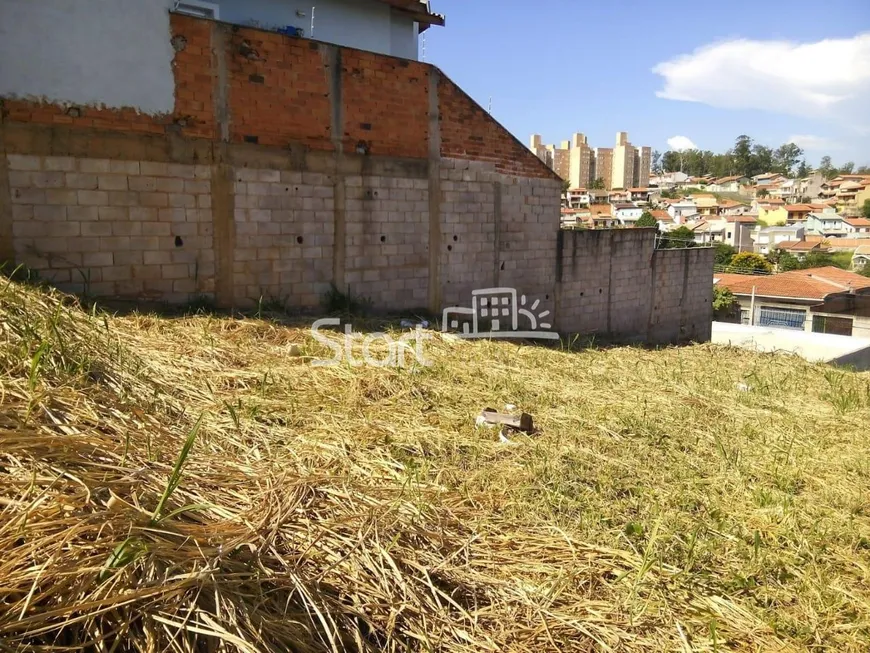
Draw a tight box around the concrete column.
[210,23,235,307]
[0,122,13,265]
[323,45,346,293]
[427,69,442,314]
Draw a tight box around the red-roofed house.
[714,267,870,336]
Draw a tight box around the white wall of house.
[216,0,419,59]
[0,0,176,114]
[732,296,870,338]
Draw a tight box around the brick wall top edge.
[172,12,429,67]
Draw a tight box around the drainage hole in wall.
[453,235,458,241]
[580,291,584,297]
[174,236,183,247]
[297,236,304,244]
[545,294,549,300]
[599,288,603,294]
[447,245,452,251]
[500,261,505,271]
[380,235,386,243]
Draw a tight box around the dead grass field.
[1,279,869,652]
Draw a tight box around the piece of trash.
[736,382,752,392]
[400,319,430,329]
[475,415,496,428]
[504,403,516,411]
[477,407,534,434]
[498,431,518,445]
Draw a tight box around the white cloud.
[786,134,844,151]
[667,135,697,151]
[652,33,870,128]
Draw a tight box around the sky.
[423,0,870,167]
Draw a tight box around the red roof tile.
[845,217,870,227]
[714,267,870,301]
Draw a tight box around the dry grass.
[1,279,869,652]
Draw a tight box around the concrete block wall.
[345,174,430,310]
[556,229,713,343]
[232,167,334,307]
[7,154,214,302]
[0,12,713,343]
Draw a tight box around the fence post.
[749,285,756,326]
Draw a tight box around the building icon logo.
[442,288,558,340]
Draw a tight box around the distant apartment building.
[612,132,635,190]
[529,135,570,180]
[635,146,651,189]
[530,131,651,190]
[568,133,595,189]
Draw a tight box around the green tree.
[733,135,753,178]
[801,251,834,269]
[714,243,737,267]
[659,225,697,249]
[636,211,658,228]
[652,150,663,175]
[818,155,836,180]
[796,160,812,178]
[730,252,773,274]
[839,161,855,175]
[757,188,769,198]
[777,251,801,271]
[562,179,571,193]
[862,199,870,219]
[590,178,605,190]
[661,151,681,172]
[751,144,774,176]
[713,286,739,320]
[773,142,803,177]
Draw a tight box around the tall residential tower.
[530,131,652,190]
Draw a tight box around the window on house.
[758,307,806,330]
[740,309,750,325]
[812,315,853,336]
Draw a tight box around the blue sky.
[424,0,870,166]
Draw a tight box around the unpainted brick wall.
[556,229,713,342]
[1,14,553,176]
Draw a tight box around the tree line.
[653,135,869,181]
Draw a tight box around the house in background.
[753,172,788,186]
[693,194,719,216]
[612,203,643,225]
[692,215,756,251]
[806,213,870,238]
[628,188,651,202]
[714,267,870,337]
[667,199,698,223]
[834,178,870,215]
[708,175,749,193]
[718,199,750,215]
[853,245,870,270]
[564,189,590,208]
[751,224,805,255]
[174,0,445,60]
[649,171,689,189]
[774,240,829,261]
